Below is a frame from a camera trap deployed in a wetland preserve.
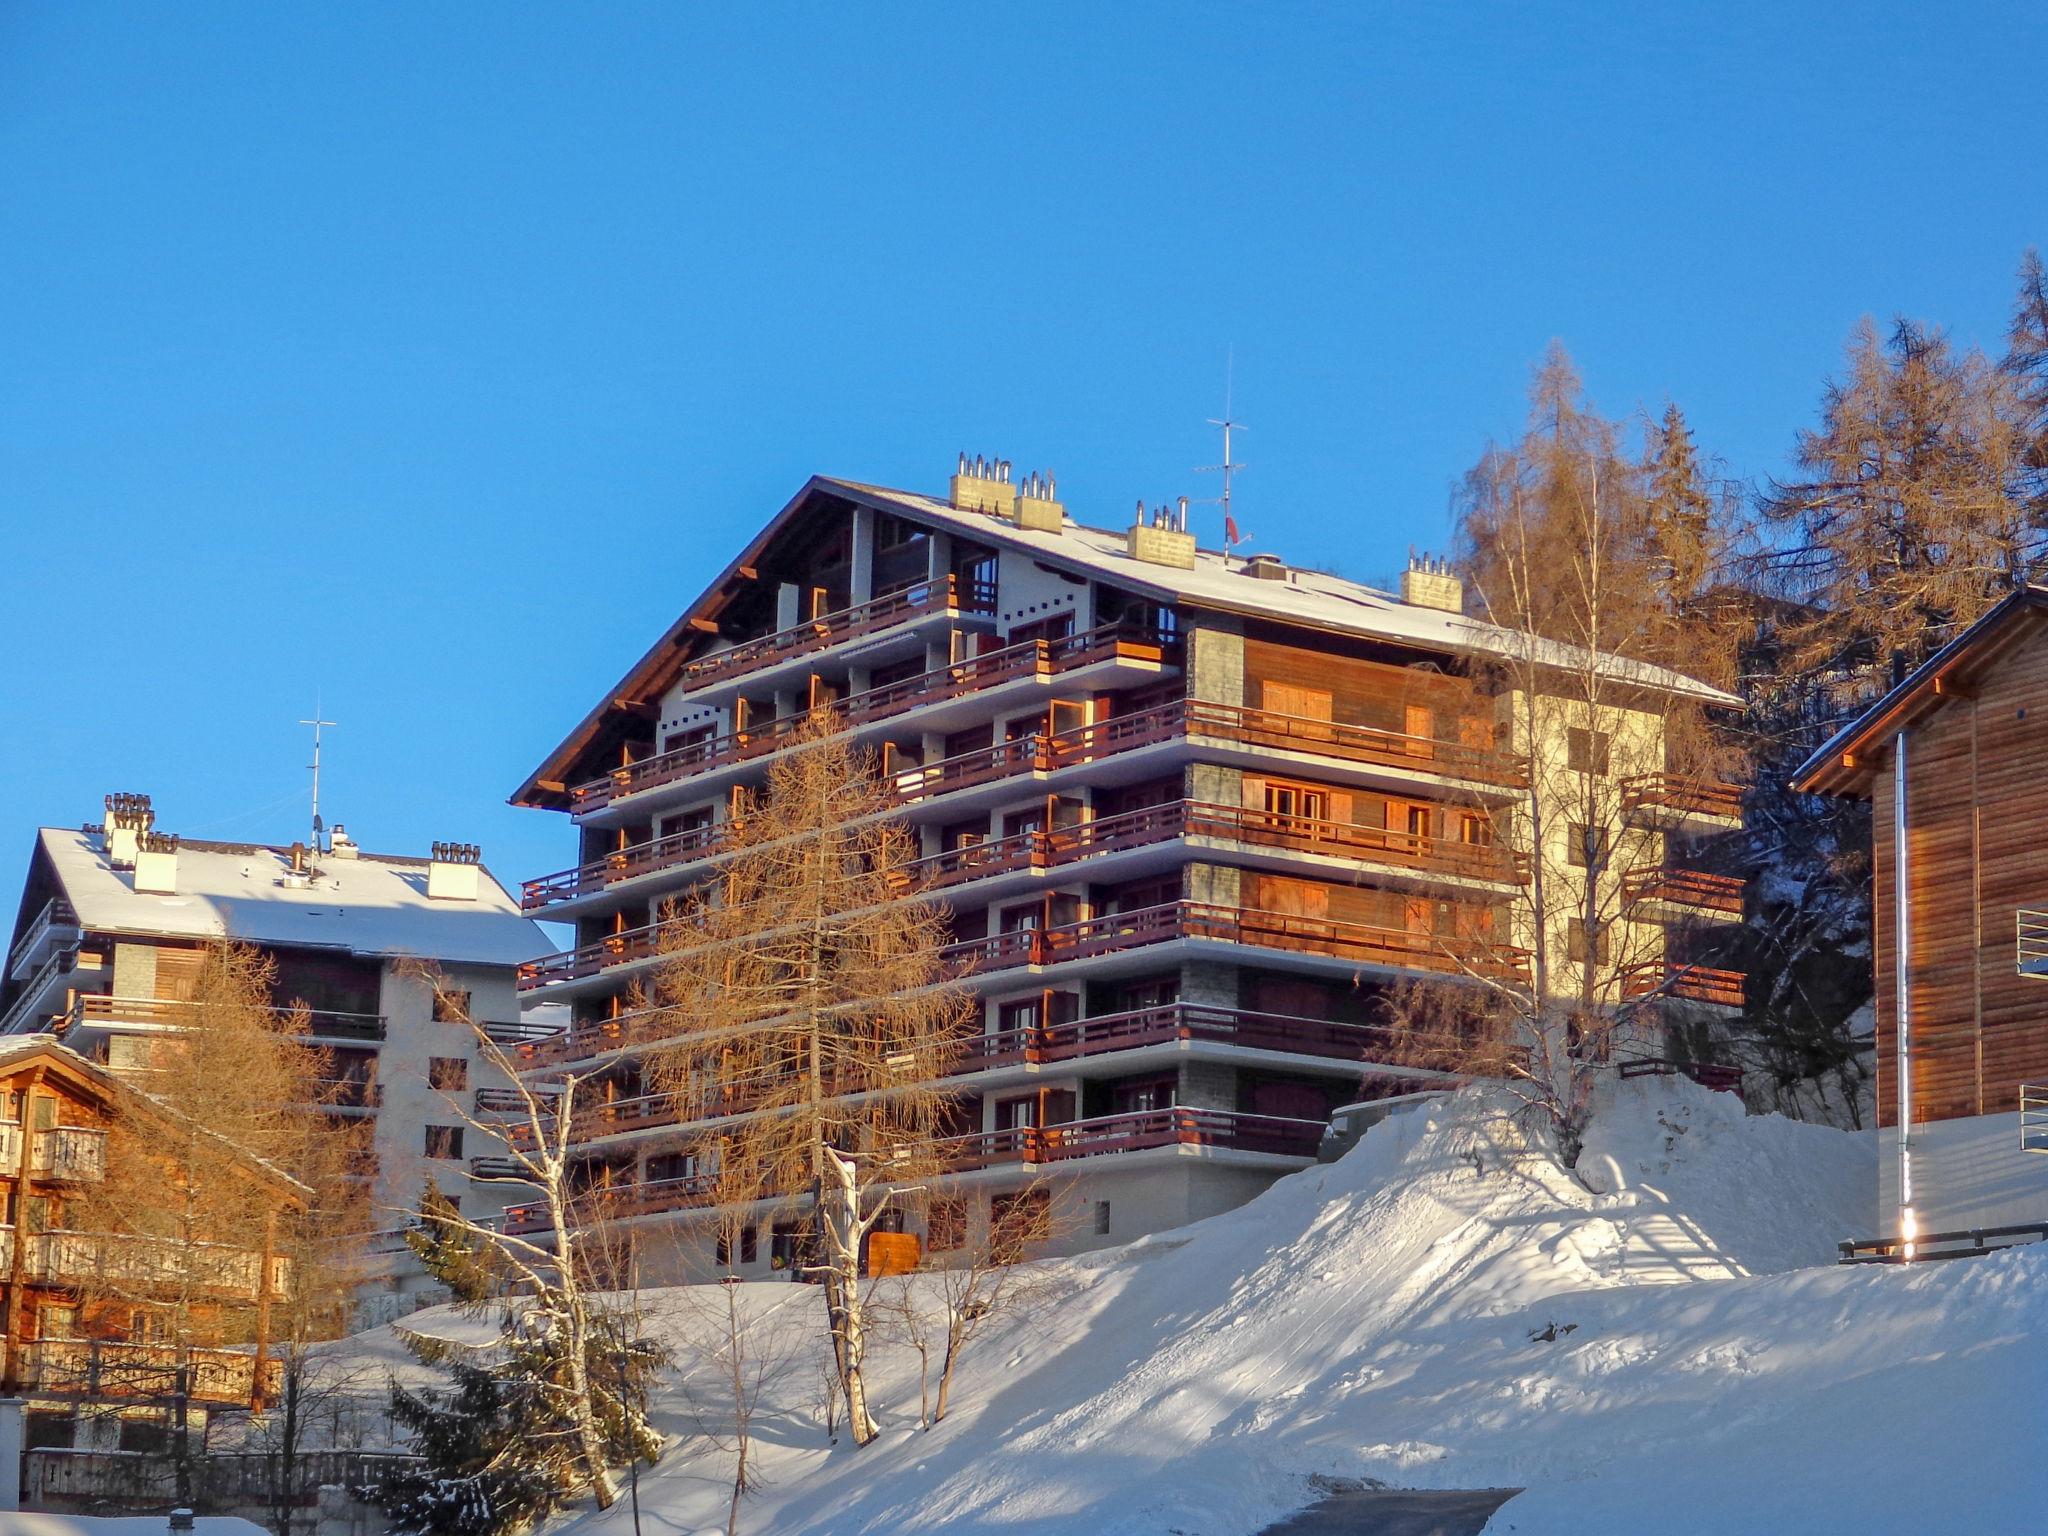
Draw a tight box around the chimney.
[1400,551,1464,613]
[329,824,360,859]
[947,452,1017,519]
[282,841,312,889]
[104,793,154,870]
[428,841,482,901]
[1013,468,1065,533]
[134,831,180,895]
[1126,500,1196,570]
[1242,553,1289,582]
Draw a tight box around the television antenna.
[299,706,336,852]
[1196,351,1247,553]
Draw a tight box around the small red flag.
[1224,514,1242,547]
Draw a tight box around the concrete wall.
[993,548,1088,634]
[1879,1116,2048,1234]
[1186,618,1245,706]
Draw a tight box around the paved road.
[1255,1487,1521,1536]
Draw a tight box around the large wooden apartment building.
[508,461,1746,1275]
[1794,586,2048,1237]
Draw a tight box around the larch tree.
[1761,314,2037,698]
[1415,346,1748,1158]
[72,941,334,1505]
[642,709,972,1448]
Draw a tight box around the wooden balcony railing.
[15,1229,288,1301]
[1618,959,1745,1008]
[526,696,1530,910]
[19,1337,282,1406]
[1184,701,1530,788]
[499,1107,1324,1233]
[8,897,79,981]
[942,900,1531,985]
[1620,773,1744,822]
[680,575,999,691]
[30,1126,107,1182]
[569,623,1179,813]
[1619,867,1745,915]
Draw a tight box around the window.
[1263,783,1329,822]
[1567,824,1610,870]
[428,1058,469,1092]
[424,1125,464,1160]
[994,1096,1038,1131]
[1094,1200,1112,1236]
[1568,728,1612,776]
[997,997,1043,1034]
[1458,812,1494,847]
[741,1225,758,1265]
[431,990,471,1026]
[1567,919,1609,966]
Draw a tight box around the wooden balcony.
[1186,701,1529,788]
[955,1002,1403,1072]
[1620,773,1743,825]
[18,1337,282,1406]
[499,1107,1323,1233]
[680,575,998,692]
[526,694,1532,911]
[30,1126,107,1182]
[11,1228,288,1301]
[569,623,1178,813]
[1618,959,1745,1008]
[1619,867,1745,917]
[942,899,1530,986]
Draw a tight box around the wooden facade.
[1794,590,2048,1166]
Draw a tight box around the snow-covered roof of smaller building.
[36,827,548,967]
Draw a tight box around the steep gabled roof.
[1790,585,2048,798]
[513,474,1744,808]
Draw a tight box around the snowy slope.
[355,1078,2047,1536]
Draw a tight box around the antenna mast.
[1196,350,1247,555]
[299,707,336,852]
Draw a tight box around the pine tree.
[2005,247,2048,525]
[380,1302,665,1536]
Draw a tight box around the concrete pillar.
[1188,762,1243,807]
[775,582,801,630]
[1179,1061,1238,1111]
[0,1397,20,1509]
[1185,618,1246,706]
[1179,962,1239,1008]
[850,506,875,604]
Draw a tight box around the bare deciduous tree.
[641,710,972,1447]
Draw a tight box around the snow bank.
[1,1518,267,1535]
[355,1078,2040,1536]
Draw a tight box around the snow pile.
[354,1077,2046,1535]
[3,1519,267,1535]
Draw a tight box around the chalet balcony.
[942,899,1531,986]
[499,1107,1324,1234]
[1619,866,1745,920]
[30,1126,107,1182]
[679,574,999,693]
[1619,773,1744,829]
[7,1229,288,1301]
[0,946,88,1038]
[1618,959,1745,1009]
[569,622,1179,815]
[8,898,80,983]
[18,1337,282,1406]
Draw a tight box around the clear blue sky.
[3,3,2043,932]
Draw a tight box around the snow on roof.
[37,827,548,967]
[829,480,1741,708]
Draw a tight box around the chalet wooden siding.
[1872,629,2048,1130]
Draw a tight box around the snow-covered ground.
[350,1077,2048,1535]
[2,1519,267,1535]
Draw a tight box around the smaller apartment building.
[1795,586,2048,1238]
[0,798,552,1323]
[507,460,1746,1279]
